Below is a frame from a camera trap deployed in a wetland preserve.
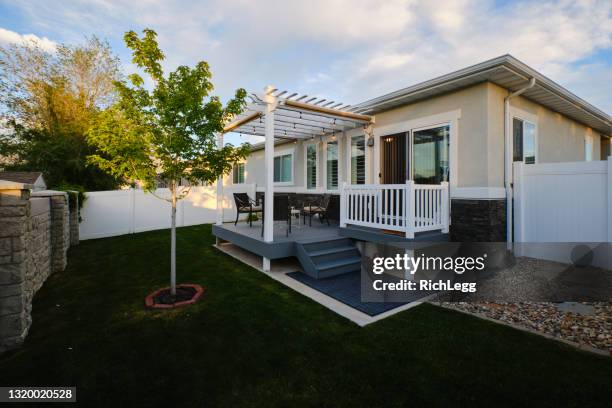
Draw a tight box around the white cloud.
[6,0,612,115]
[327,0,612,108]
[0,27,56,51]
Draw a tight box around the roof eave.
[353,54,611,134]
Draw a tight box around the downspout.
[504,77,536,245]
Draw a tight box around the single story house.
[213,54,611,275]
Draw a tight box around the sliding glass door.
[379,123,450,185]
[411,125,450,185]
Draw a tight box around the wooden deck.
[212,218,448,260]
[212,220,343,259]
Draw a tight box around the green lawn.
[0,225,610,407]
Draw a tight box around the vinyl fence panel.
[80,183,257,240]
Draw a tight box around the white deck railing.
[340,181,449,238]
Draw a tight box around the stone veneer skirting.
[449,199,507,242]
[0,189,75,352]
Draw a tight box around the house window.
[601,136,611,160]
[585,135,593,162]
[351,135,366,184]
[232,163,245,184]
[306,144,317,189]
[326,141,338,190]
[513,118,536,164]
[412,125,450,184]
[274,153,293,183]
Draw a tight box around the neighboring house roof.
[0,171,47,190]
[352,54,611,134]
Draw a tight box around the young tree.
[87,29,249,297]
[0,37,123,190]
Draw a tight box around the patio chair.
[260,194,292,237]
[233,193,262,227]
[302,194,331,226]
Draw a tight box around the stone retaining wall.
[0,188,75,352]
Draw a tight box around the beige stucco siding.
[372,82,489,188]
[223,141,303,188]
[228,81,608,194]
[487,82,606,166]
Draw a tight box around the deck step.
[307,245,358,257]
[300,237,352,253]
[308,246,361,265]
[295,238,362,279]
[317,257,362,271]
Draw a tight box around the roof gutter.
[505,77,536,246]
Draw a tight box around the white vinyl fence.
[513,157,611,266]
[79,183,257,240]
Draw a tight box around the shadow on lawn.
[0,225,610,407]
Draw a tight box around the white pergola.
[216,85,373,271]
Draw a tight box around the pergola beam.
[283,99,372,122]
[240,125,317,138]
[274,110,357,128]
[235,129,314,139]
[279,105,371,125]
[223,112,262,133]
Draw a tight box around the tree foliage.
[0,37,123,190]
[87,29,250,192]
[86,28,250,296]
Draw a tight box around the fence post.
[608,156,612,242]
[441,181,449,233]
[513,161,524,245]
[130,187,136,234]
[340,182,347,228]
[405,180,414,239]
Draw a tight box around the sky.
[0,0,611,145]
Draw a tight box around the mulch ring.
[145,284,204,309]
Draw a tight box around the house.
[0,171,47,191]
[213,55,611,275]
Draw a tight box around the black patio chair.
[301,194,331,226]
[260,194,292,237]
[233,193,262,227]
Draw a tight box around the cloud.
[0,27,56,51]
[5,0,612,122]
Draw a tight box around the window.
[232,163,245,184]
[601,136,611,160]
[306,144,317,189]
[585,135,593,162]
[513,118,536,164]
[412,125,450,184]
[274,153,293,183]
[326,141,338,190]
[351,135,366,184]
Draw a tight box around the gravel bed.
[430,256,611,353]
[437,301,611,353]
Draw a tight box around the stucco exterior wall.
[371,82,489,188]
[225,135,348,193]
[487,82,607,166]
[231,81,608,196]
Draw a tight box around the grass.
[0,224,610,407]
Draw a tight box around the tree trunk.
[170,187,177,296]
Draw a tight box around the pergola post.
[215,133,224,226]
[215,133,224,245]
[263,85,276,271]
